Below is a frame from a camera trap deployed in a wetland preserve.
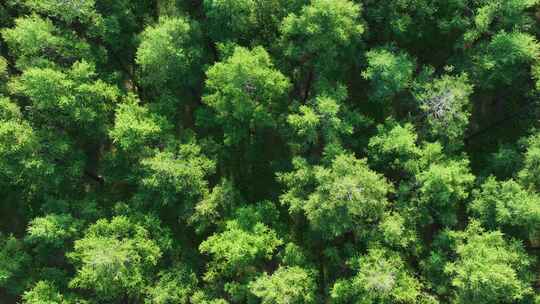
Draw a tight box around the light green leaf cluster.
[23,281,68,304]
[416,159,475,226]
[465,0,540,43]
[363,48,415,100]
[200,218,282,282]
[110,95,171,153]
[445,222,533,304]
[26,213,82,248]
[136,17,204,92]
[249,266,316,304]
[138,144,214,208]
[2,15,92,70]
[9,61,119,137]
[471,177,540,234]
[279,154,391,238]
[68,216,162,300]
[23,0,99,24]
[0,98,43,184]
[368,123,423,175]
[288,93,353,152]
[280,0,364,67]
[332,248,422,304]
[477,31,540,86]
[203,46,290,146]
[145,265,198,304]
[189,180,239,234]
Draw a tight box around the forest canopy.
[1,0,540,303]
